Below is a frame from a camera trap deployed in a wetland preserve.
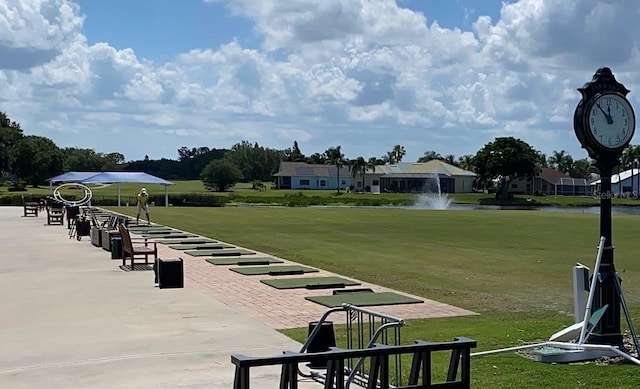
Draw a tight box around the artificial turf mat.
[128,226,172,231]
[304,292,423,308]
[139,230,180,235]
[168,243,234,250]
[185,248,255,257]
[206,257,284,266]
[142,233,198,239]
[230,265,318,276]
[260,276,361,290]
[155,238,217,245]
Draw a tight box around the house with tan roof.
[273,160,477,193]
[509,167,591,196]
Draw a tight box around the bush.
[169,194,225,207]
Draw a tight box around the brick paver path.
[143,228,476,330]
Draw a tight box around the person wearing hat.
[136,187,150,225]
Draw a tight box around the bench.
[46,202,65,225]
[23,202,39,217]
[22,195,39,217]
[232,337,476,389]
[118,224,157,268]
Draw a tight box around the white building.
[591,168,640,195]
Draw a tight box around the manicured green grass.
[106,207,640,387]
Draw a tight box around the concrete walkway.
[0,206,475,388]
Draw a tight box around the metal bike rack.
[300,303,405,388]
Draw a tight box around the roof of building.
[538,167,568,184]
[373,160,476,177]
[591,168,640,185]
[273,162,351,177]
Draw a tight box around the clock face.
[587,93,635,150]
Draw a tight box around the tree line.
[3,110,640,197]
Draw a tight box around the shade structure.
[81,172,173,207]
[47,172,103,183]
[46,171,173,207]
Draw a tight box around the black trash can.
[306,321,336,369]
[111,236,122,259]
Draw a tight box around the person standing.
[136,188,150,225]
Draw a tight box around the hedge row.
[0,192,412,207]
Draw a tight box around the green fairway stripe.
[206,257,284,266]
[230,265,318,275]
[305,292,422,308]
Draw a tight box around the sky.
[2,0,640,163]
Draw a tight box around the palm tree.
[349,156,376,192]
[548,150,573,173]
[417,150,442,163]
[325,146,346,193]
[457,154,475,172]
[390,145,406,164]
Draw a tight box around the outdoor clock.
[585,92,635,151]
[574,67,636,158]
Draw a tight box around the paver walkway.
[142,218,475,329]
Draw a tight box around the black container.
[306,321,336,369]
[158,258,184,289]
[110,237,122,259]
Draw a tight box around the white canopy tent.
[47,171,174,207]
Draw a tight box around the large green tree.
[63,147,105,171]
[473,137,540,200]
[284,140,306,162]
[224,140,283,182]
[0,111,24,175]
[200,159,242,192]
[569,158,595,179]
[12,135,64,186]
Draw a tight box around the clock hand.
[596,103,614,124]
[607,105,614,124]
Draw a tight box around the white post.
[573,263,590,323]
[578,236,606,344]
[164,185,168,207]
[117,183,121,207]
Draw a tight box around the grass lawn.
[106,205,640,388]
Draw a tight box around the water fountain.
[414,173,452,210]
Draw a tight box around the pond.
[416,203,640,216]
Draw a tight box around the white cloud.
[0,0,83,69]
[4,0,640,162]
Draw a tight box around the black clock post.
[573,67,636,346]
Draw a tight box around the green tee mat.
[141,233,198,239]
[260,276,361,290]
[138,230,180,235]
[305,291,423,308]
[168,243,234,250]
[128,226,172,230]
[185,248,255,257]
[206,257,284,266]
[128,228,175,234]
[154,238,217,245]
[230,265,319,276]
